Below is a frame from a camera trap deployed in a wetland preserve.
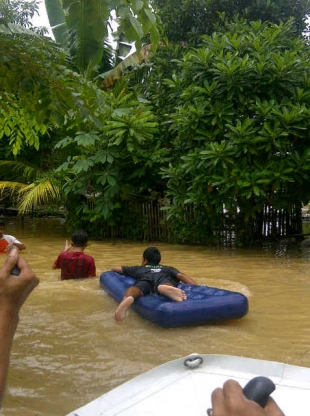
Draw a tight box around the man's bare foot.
[158,285,187,302]
[114,296,134,322]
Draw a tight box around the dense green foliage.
[0,24,108,213]
[44,0,160,80]
[151,0,310,44]
[159,20,310,243]
[2,0,310,244]
[0,0,160,219]
[54,86,159,229]
[0,33,105,155]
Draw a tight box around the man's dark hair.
[71,229,89,247]
[0,220,5,227]
[143,246,161,264]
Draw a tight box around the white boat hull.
[67,354,310,416]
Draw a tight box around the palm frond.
[0,161,39,182]
[0,181,26,196]
[17,179,62,214]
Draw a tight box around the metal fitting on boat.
[183,354,203,368]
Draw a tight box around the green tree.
[0,32,106,155]
[0,8,160,222]
[152,0,310,44]
[160,19,310,243]
[53,85,159,229]
[0,2,160,234]
[0,26,106,213]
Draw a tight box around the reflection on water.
[1,217,310,415]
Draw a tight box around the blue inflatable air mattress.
[100,271,249,328]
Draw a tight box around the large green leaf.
[44,0,67,43]
[62,0,107,79]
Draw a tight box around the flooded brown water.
[1,217,310,415]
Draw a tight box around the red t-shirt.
[54,251,96,280]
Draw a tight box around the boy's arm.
[0,248,39,407]
[111,266,124,274]
[13,242,26,251]
[52,253,62,270]
[176,272,197,285]
[52,240,70,269]
[4,241,26,252]
[63,240,71,252]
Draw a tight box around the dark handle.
[243,376,276,407]
[11,265,21,276]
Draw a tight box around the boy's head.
[71,229,89,248]
[143,246,161,265]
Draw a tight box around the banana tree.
[44,0,160,81]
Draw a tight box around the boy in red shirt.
[0,220,26,253]
[52,230,96,280]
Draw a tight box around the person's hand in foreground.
[209,379,285,416]
[0,248,39,407]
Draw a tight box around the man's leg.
[114,286,143,322]
[157,284,187,302]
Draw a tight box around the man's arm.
[0,248,39,408]
[111,266,124,274]
[176,272,197,285]
[209,379,284,416]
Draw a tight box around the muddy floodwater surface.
[1,217,310,415]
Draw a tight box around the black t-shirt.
[122,264,180,288]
